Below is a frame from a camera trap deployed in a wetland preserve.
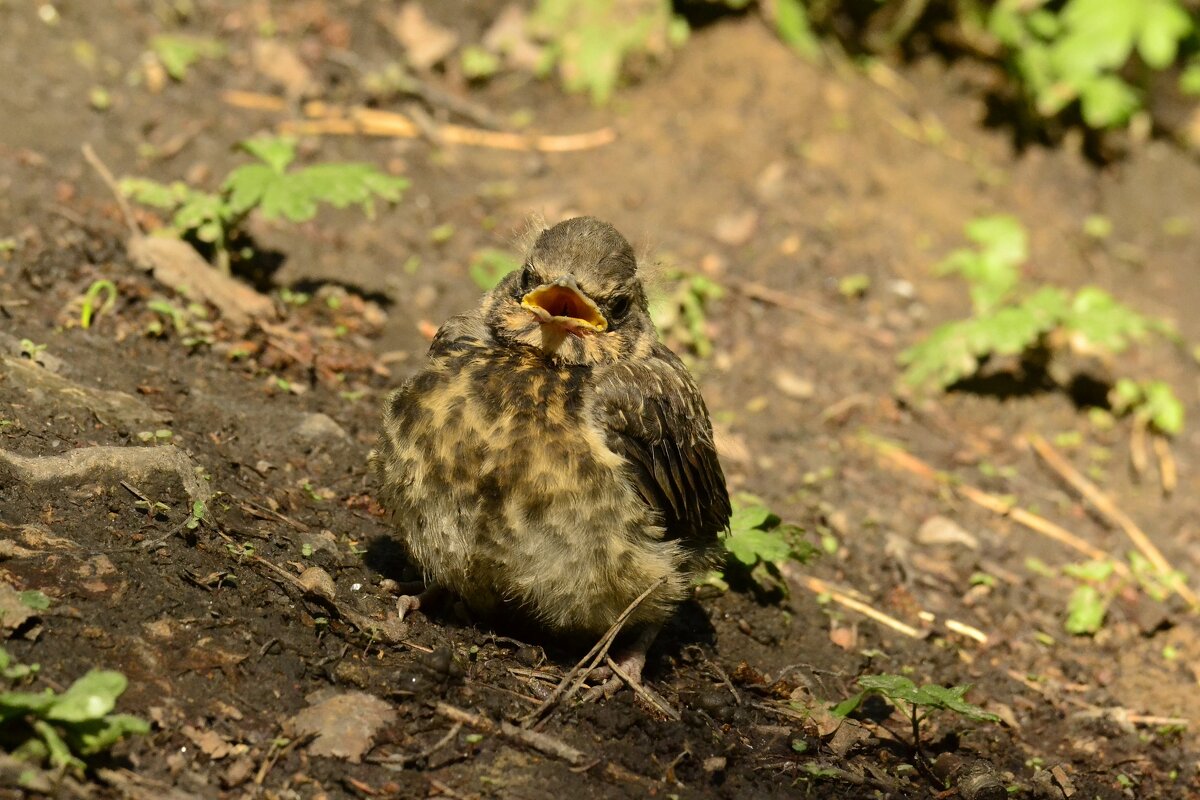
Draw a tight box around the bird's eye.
[608,294,631,321]
[519,265,539,293]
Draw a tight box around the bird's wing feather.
[595,345,730,549]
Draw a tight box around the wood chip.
[127,236,276,333]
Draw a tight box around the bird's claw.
[393,584,445,622]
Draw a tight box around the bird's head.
[482,217,655,366]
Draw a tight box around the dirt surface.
[3,2,1200,798]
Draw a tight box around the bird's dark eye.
[608,294,632,321]
[518,265,539,294]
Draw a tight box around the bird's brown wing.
[595,345,731,550]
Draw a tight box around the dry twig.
[1028,434,1197,609]
[81,143,140,238]
[221,92,617,153]
[781,566,923,638]
[435,703,589,767]
[864,434,1127,575]
[523,577,666,729]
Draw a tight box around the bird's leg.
[394,583,446,622]
[583,624,660,702]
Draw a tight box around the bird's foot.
[580,627,679,719]
[394,584,446,622]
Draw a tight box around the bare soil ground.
[2,2,1200,798]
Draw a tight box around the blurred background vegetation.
[525,0,1200,153]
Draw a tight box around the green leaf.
[1058,0,1138,73]
[856,674,922,703]
[1062,559,1116,582]
[119,177,187,209]
[723,527,791,567]
[831,691,865,718]
[1078,75,1139,128]
[964,215,1028,269]
[240,136,297,174]
[775,0,820,60]
[911,684,1001,722]
[32,719,84,772]
[1140,380,1185,435]
[841,674,1000,723]
[224,163,278,216]
[19,591,51,611]
[899,320,984,390]
[225,160,409,224]
[151,35,225,81]
[1062,286,1149,352]
[1137,0,1191,69]
[729,502,774,533]
[461,45,501,80]
[69,713,151,755]
[171,191,227,241]
[45,670,127,723]
[0,689,56,722]
[1065,584,1108,635]
[937,215,1028,314]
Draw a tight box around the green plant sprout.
[121,136,409,273]
[0,651,149,773]
[650,271,725,358]
[1041,555,1186,636]
[901,215,1184,433]
[18,339,47,361]
[79,280,117,329]
[149,34,226,81]
[833,675,999,762]
[145,297,214,349]
[987,0,1194,128]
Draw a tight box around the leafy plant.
[833,674,999,760]
[901,215,1183,431]
[987,0,1195,128]
[0,651,149,773]
[122,136,409,273]
[1061,559,1115,635]
[145,297,214,349]
[18,339,46,361]
[1110,378,1184,436]
[713,494,815,592]
[529,0,688,104]
[649,271,725,358]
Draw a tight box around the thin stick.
[604,654,680,721]
[1153,435,1177,496]
[223,93,618,153]
[220,89,288,111]
[524,577,666,728]
[781,566,923,638]
[865,434,1129,576]
[80,143,140,238]
[435,703,589,767]
[1029,434,1197,609]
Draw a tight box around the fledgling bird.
[371,216,730,690]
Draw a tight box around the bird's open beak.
[521,276,608,333]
